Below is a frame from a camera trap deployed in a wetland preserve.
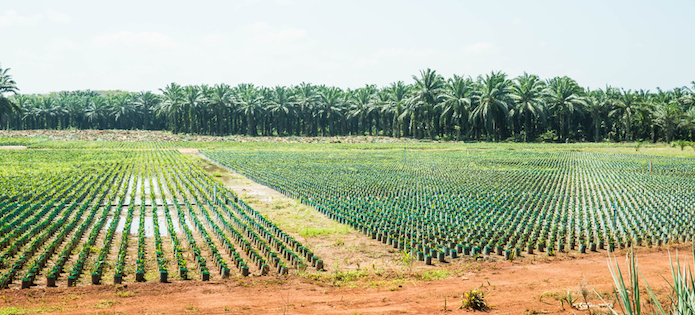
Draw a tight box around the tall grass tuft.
[600,244,695,315]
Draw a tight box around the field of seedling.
[2,134,695,313]
[0,149,322,289]
[204,148,695,263]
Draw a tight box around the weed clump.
[460,289,489,311]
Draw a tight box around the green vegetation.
[0,148,321,289]
[603,247,695,314]
[205,148,695,262]
[3,70,695,143]
[0,64,20,120]
[93,300,118,309]
[460,289,489,311]
[0,306,64,315]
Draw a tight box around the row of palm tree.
[3,68,695,142]
[0,64,20,120]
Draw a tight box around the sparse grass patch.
[255,199,353,237]
[538,290,562,303]
[94,300,119,309]
[115,291,134,298]
[416,270,451,281]
[0,306,65,314]
[299,226,350,237]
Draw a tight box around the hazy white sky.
[2,0,694,94]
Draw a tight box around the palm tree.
[316,87,344,136]
[510,72,547,142]
[609,89,641,141]
[0,64,20,125]
[84,97,109,129]
[294,82,319,136]
[371,89,389,136]
[546,76,585,141]
[34,97,63,129]
[385,81,410,138]
[112,94,134,129]
[632,89,655,141]
[158,82,185,133]
[585,88,612,142]
[682,81,695,110]
[11,95,32,129]
[437,75,474,141]
[63,94,84,129]
[133,91,160,130]
[198,84,215,134]
[683,107,695,140]
[349,85,376,136]
[266,86,294,136]
[236,84,264,136]
[209,84,235,135]
[470,71,512,141]
[410,69,445,139]
[653,101,684,143]
[183,85,202,133]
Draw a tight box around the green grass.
[0,306,65,315]
[602,245,695,314]
[115,291,134,298]
[94,300,119,309]
[416,270,452,281]
[299,226,351,237]
[253,199,354,237]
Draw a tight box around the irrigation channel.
[0,150,323,289]
[203,149,695,263]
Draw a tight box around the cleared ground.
[0,244,688,314]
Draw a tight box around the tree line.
[2,66,694,142]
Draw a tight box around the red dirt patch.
[0,244,687,314]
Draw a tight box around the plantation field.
[204,148,695,262]
[1,134,695,313]
[0,149,323,290]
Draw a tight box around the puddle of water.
[124,176,135,205]
[170,213,181,233]
[103,216,114,231]
[158,217,168,237]
[129,217,139,235]
[183,212,197,232]
[143,179,151,196]
[116,216,126,233]
[144,216,154,237]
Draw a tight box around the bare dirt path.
[193,153,407,275]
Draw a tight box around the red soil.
[0,244,688,314]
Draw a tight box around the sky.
[1,0,694,94]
